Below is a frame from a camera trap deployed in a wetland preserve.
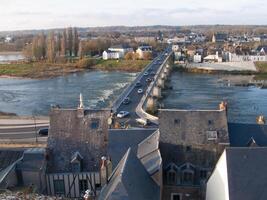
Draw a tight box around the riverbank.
[0,59,150,79]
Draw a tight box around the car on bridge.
[117,111,130,118]
[122,97,131,105]
[146,78,152,82]
[135,81,142,88]
[137,89,143,94]
[144,72,149,76]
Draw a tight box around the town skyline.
[0,0,267,31]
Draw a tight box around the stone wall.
[47,108,110,172]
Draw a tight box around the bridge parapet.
[136,52,174,124]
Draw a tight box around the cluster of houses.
[0,96,266,200]
[172,42,267,64]
[102,44,152,60]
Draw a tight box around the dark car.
[122,97,131,105]
[146,78,152,82]
[135,81,142,88]
[38,128,49,136]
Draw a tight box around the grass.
[255,61,267,73]
[0,59,151,78]
[93,59,150,72]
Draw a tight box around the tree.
[66,27,73,56]
[61,31,67,56]
[46,32,56,63]
[78,40,85,59]
[73,27,79,57]
[143,52,153,60]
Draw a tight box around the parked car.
[117,111,130,118]
[135,82,142,88]
[146,78,152,82]
[38,128,49,136]
[137,89,143,94]
[122,97,131,105]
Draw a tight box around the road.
[114,46,172,128]
[0,119,49,141]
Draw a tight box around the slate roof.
[137,130,162,175]
[228,123,267,147]
[99,148,160,200]
[0,150,23,171]
[108,129,157,168]
[226,147,267,200]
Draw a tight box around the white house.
[228,53,267,62]
[136,45,152,59]
[102,50,123,60]
[206,147,267,200]
[108,45,133,56]
[193,54,202,63]
[172,44,179,52]
[103,44,134,60]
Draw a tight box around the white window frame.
[206,131,218,141]
[171,193,182,200]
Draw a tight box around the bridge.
[112,46,174,128]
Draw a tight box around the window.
[183,171,194,184]
[208,120,214,126]
[79,180,88,194]
[206,131,218,141]
[54,180,65,195]
[171,193,181,200]
[167,171,176,185]
[91,119,99,129]
[174,119,180,125]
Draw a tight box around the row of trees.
[23,27,79,62]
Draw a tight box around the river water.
[0,70,266,123]
[163,71,267,123]
[0,71,136,116]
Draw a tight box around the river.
[0,71,136,116]
[163,71,267,123]
[0,71,266,123]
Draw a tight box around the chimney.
[100,156,113,186]
[100,156,107,186]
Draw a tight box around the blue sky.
[0,0,266,31]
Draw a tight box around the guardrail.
[112,53,166,113]
[136,52,173,125]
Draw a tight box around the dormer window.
[206,131,218,141]
[71,151,83,172]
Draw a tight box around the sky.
[0,0,267,31]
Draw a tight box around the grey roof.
[17,148,46,171]
[108,129,157,168]
[226,147,267,200]
[137,130,162,175]
[99,148,160,200]
[228,123,267,147]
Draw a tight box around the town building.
[212,33,228,43]
[102,44,133,60]
[136,45,153,59]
